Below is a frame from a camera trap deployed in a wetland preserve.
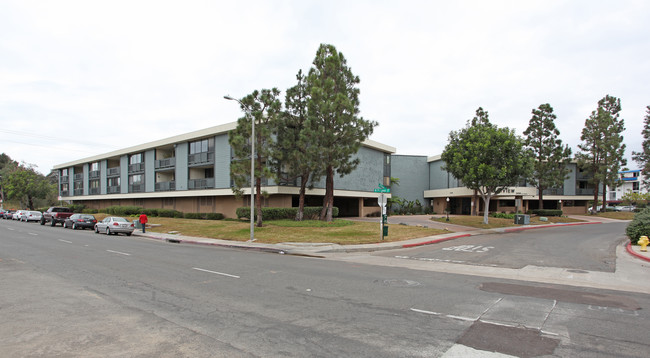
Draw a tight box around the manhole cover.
[377,279,421,287]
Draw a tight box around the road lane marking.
[107,250,131,256]
[410,308,441,316]
[29,233,38,236]
[193,267,240,279]
[58,239,73,243]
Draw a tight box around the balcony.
[107,167,120,177]
[189,152,214,166]
[128,162,144,173]
[74,173,83,180]
[576,188,595,195]
[107,185,121,194]
[60,190,69,196]
[129,183,144,193]
[74,188,84,196]
[60,175,69,183]
[89,170,100,179]
[189,178,215,190]
[155,157,176,169]
[542,188,564,195]
[155,181,176,191]
[89,187,100,195]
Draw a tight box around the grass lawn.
[106,215,449,245]
[594,211,635,220]
[431,215,583,229]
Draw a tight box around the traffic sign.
[378,193,387,207]
[374,183,390,193]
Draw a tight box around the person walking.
[139,213,148,233]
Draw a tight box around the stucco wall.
[391,155,429,206]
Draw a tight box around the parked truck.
[40,206,74,227]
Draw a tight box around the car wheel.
[106,227,111,235]
[40,219,45,225]
[50,220,56,227]
[72,223,77,230]
[126,232,132,236]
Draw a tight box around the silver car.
[94,216,135,236]
[21,211,43,222]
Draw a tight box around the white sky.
[1,0,648,175]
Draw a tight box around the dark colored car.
[2,210,15,219]
[63,214,98,230]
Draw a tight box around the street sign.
[373,183,390,193]
[378,193,387,207]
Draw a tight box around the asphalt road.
[1,219,648,357]
[377,222,627,271]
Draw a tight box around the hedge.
[184,212,225,220]
[626,208,650,245]
[236,206,339,220]
[530,209,563,217]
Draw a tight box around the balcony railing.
[128,162,144,173]
[129,183,144,193]
[576,188,595,195]
[89,187,100,195]
[188,152,214,166]
[107,167,120,177]
[155,157,176,169]
[155,181,176,191]
[189,178,215,190]
[107,185,121,194]
[74,188,84,196]
[542,188,564,195]
[74,173,83,180]
[60,176,69,183]
[89,170,100,179]
[60,190,69,196]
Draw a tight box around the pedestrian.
[139,212,148,233]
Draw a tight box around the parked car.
[2,210,15,219]
[13,210,26,220]
[40,206,74,226]
[64,214,98,230]
[94,216,134,236]
[618,205,636,212]
[21,211,43,222]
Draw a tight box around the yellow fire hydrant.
[638,236,649,252]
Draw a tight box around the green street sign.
[374,183,390,193]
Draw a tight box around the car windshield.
[81,215,95,220]
[112,217,128,223]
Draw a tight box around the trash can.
[514,214,530,225]
[133,220,142,229]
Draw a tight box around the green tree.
[523,103,572,209]
[632,106,650,190]
[441,107,532,224]
[1,162,54,210]
[306,43,377,221]
[228,88,282,227]
[274,70,323,221]
[576,95,626,213]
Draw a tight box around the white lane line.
[29,233,38,236]
[446,314,479,322]
[7,228,15,231]
[410,308,442,316]
[193,267,240,279]
[107,249,131,256]
[58,239,73,243]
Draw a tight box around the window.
[61,169,68,176]
[633,182,640,191]
[129,153,143,165]
[90,162,99,171]
[190,138,214,154]
[204,168,214,178]
[129,174,143,185]
[108,177,120,186]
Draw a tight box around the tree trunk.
[472,190,478,216]
[296,174,308,221]
[538,187,544,210]
[592,180,600,214]
[255,177,263,227]
[602,182,608,213]
[320,166,334,221]
[482,195,491,225]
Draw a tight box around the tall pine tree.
[577,95,626,213]
[228,88,282,227]
[306,44,377,222]
[632,106,650,190]
[523,104,572,209]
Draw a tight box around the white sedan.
[21,211,42,222]
[94,216,135,236]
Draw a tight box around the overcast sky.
[1,0,648,175]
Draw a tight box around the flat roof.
[54,121,396,169]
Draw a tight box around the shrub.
[236,206,339,220]
[491,212,515,219]
[82,208,98,214]
[183,212,225,220]
[531,209,563,217]
[626,208,650,245]
[105,205,143,216]
[157,209,182,218]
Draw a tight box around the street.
[1,219,648,357]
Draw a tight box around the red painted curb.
[626,242,650,263]
[402,234,472,248]
[503,221,601,233]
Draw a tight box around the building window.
[61,168,68,176]
[633,182,640,191]
[90,162,99,171]
[108,177,120,186]
[129,153,143,165]
[163,198,175,206]
[129,174,143,185]
[190,138,214,154]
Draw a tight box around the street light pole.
[446,197,450,222]
[224,95,255,242]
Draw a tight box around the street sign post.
[376,189,389,240]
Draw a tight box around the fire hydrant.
[638,236,649,252]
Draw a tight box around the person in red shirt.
[139,213,148,233]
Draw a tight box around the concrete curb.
[626,242,650,263]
